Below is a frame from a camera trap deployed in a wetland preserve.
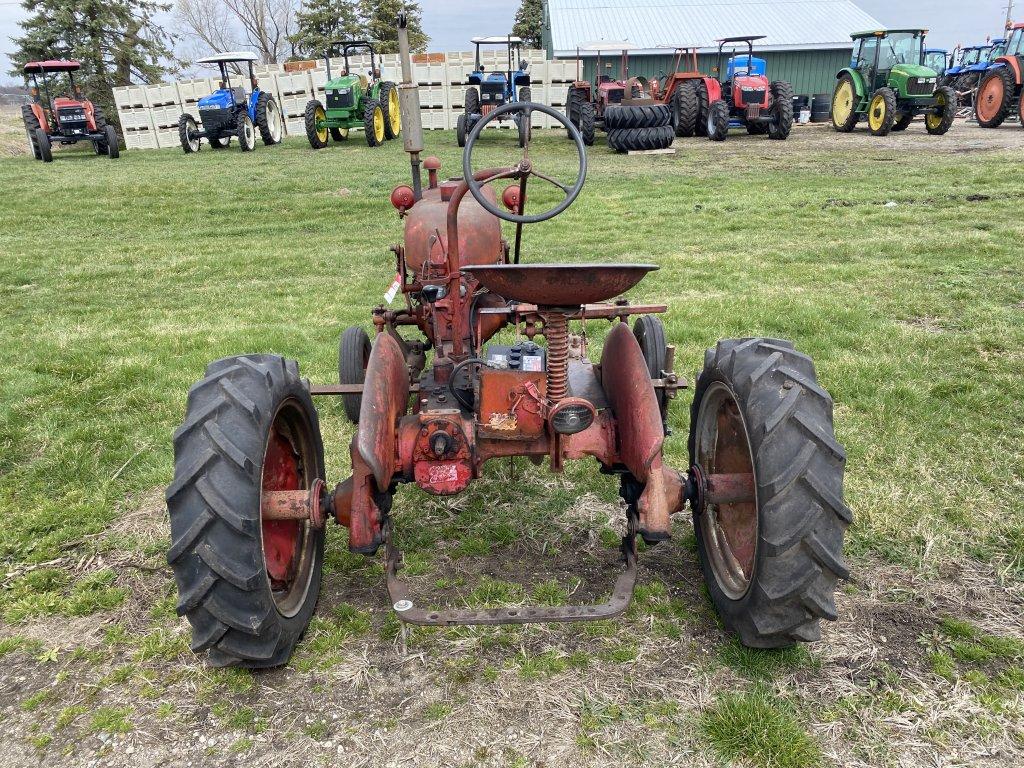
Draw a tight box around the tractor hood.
[892,63,938,79]
[325,74,362,91]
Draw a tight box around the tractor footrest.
[384,529,638,627]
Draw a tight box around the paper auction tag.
[384,273,401,304]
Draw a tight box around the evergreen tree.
[290,0,364,59]
[10,0,174,126]
[358,0,428,54]
[513,0,543,50]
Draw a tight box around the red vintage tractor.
[21,60,120,162]
[167,17,850,668]
[648,46,712,137]
[702,36,794,141]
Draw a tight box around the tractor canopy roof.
[24,60,81,74]
[851,29,928,39]
[326,40,375,54]
[471,36,523,47]
[924,47,947,54]
[716,35,767,44]
[195,51,259,64]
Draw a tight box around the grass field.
[0,119,1022,767]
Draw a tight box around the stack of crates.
[273,70,313,137]
[114,84,153,150]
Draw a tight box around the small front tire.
[304,100,328,149]
[364,101,385,147]
[867,88,897,136]
[237,114,256,151]
[706,100,729,141]
[179,114,200,153]
[36,128,53,162]
[338,327,371,423]
[104,125,120,158]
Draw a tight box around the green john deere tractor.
[831,29,956,136]
[304,40,400,148]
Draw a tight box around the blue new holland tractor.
[178,52,284,153]
[457,36,533,148]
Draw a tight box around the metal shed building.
[541,0,883,97]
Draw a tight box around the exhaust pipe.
[397,13,424,200]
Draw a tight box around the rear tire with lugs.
[606,124,674,152]
[167,355,325,668]
[689,338,850,648]
[603,103,671,129]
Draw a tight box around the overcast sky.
[0,1,1016,84]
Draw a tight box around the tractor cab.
[21,59,119,161]
[179,52,283,153]
[849,30,936,94]
[467,36,530,112]
[923,48,949,77]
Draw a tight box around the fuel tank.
[403,166,504,274]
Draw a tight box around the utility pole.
[1007,0,1015,30]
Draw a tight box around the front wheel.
[237,113,256,151]
[104,125,120,158]
[304,100,328,149]
[166,355,326,667]
[578,101,596,146]
[364,101,385,147]
[338,327,371,423]
[380,81,400,140]
[256,92,283,145]
[179,114,200,153]
[517,112,530,148]
[867,88,897,136]
[689,338,850,648]
[456,112,467,147]
[926,86,956,135]
[706,100,729,141]
[36,128,53,162]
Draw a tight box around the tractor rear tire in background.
[167,354,325,668]
[179,114,200,153]
[36,128,53,162]
[607,124,674,152]
[604,104,671,130]
[380,81,400,140]
[694,80,710,136]
[464,87,480,117]
[975,66,1014,128]
[567,86,582,128]
[674,82,698,137]
[237,113,256,151]
[689,338,850,648]
[633,315,670,434]
[517,112,531,148]
[304,100,328,149]
[891,113,913,131]
[330,127,348,142]
[365,101,385,147]
[104,125,120,158]
[339,327,371,423]
[519,86,532,102]
[926,86,956,136]
[706,100,729,141]
[768,81,794,140]
[255,92,283,145]
[456,113,468,147]
[867,88,897,136]
[578,101,596,146]
[93,105,108,130]
[209,136,230,149]
[830,74,859,133]
[22,105,42,160]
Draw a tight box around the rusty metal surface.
[705,472,756,505]
[464,264,658,306]
[402,180,503,273]
[356,333,411,489]
[385,523,638,626]
[599,323,664,481]
[476,302,668,319]
[477,367,548,439]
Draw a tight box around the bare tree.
[175,0,296,64]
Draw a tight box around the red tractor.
[167,17,849,668]
[565,42,674,151]
[647,46,714,137]
[975,22,1024,128]
[21,60,120,162]
[698,36,794,141]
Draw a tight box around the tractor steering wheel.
[462,102,587,225]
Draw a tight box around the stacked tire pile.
[605,103,674,152]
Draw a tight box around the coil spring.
[542,313,569,402]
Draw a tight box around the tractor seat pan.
[463,263,658,306]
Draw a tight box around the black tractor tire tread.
[694,80,710,135]
[464,87,480,117]
[606,124,674,152]
[689,338,850,649]
[976,66,1014,128]
[707,100,729,141]
[674,82,698,137]
[304,100,327,149]
[209,136,230,149]
[255,92,280,145]
[179,113,200,153]
[519,86,532,103]
[338,327,371,423]
[364,101,383,147]
[633,316,669,433]
[104,124,120,158]
[36,128,53,162]
[768,80,794,140]
[167,354,325,668]
[868,87,897,136]
[22,105,42,159]
[891,113,914,131]
[927,85,957,136]
[237,115,255,151]
[456,113,467,147]
[579,101,596,146]
[379,81,399,140]
[604,103,671,130]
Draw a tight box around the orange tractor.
[975,22,1024,128]
[167,16,850,668]
[648,46,712,137]
[21,60,120,162]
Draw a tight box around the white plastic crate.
[176,78,214,105]
[274,71,312,97]
[448,64,476,86]
[113,84,146,110]
[154,127,180,149]
[420,107,450,130]
[309,68,329,95]
[280,96,309,118]
[150,106,180,131]
[446,51,475,65]
[283,115,305,137]
[124,126,157,150]
[413,61,446,85]
[143,82,178,107]
[118,108,155,132]
[417,85,448,109]
[548,60,579,83]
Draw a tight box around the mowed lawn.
[0,123,1022,767]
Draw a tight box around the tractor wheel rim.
[927,92,946,129]
[339,128,349,139]
[695,381,758,600]
[187,120,199,151]
[977,78,1003,122]
[389,88,400,134]
[315,107,327,143]
[260,399,317,617]
[868,95,887,131]
[833,82,853,123]
[269,101,282,141]
[244,119,254,147]
[374,106,384,142]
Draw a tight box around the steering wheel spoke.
[462,102,587,225]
